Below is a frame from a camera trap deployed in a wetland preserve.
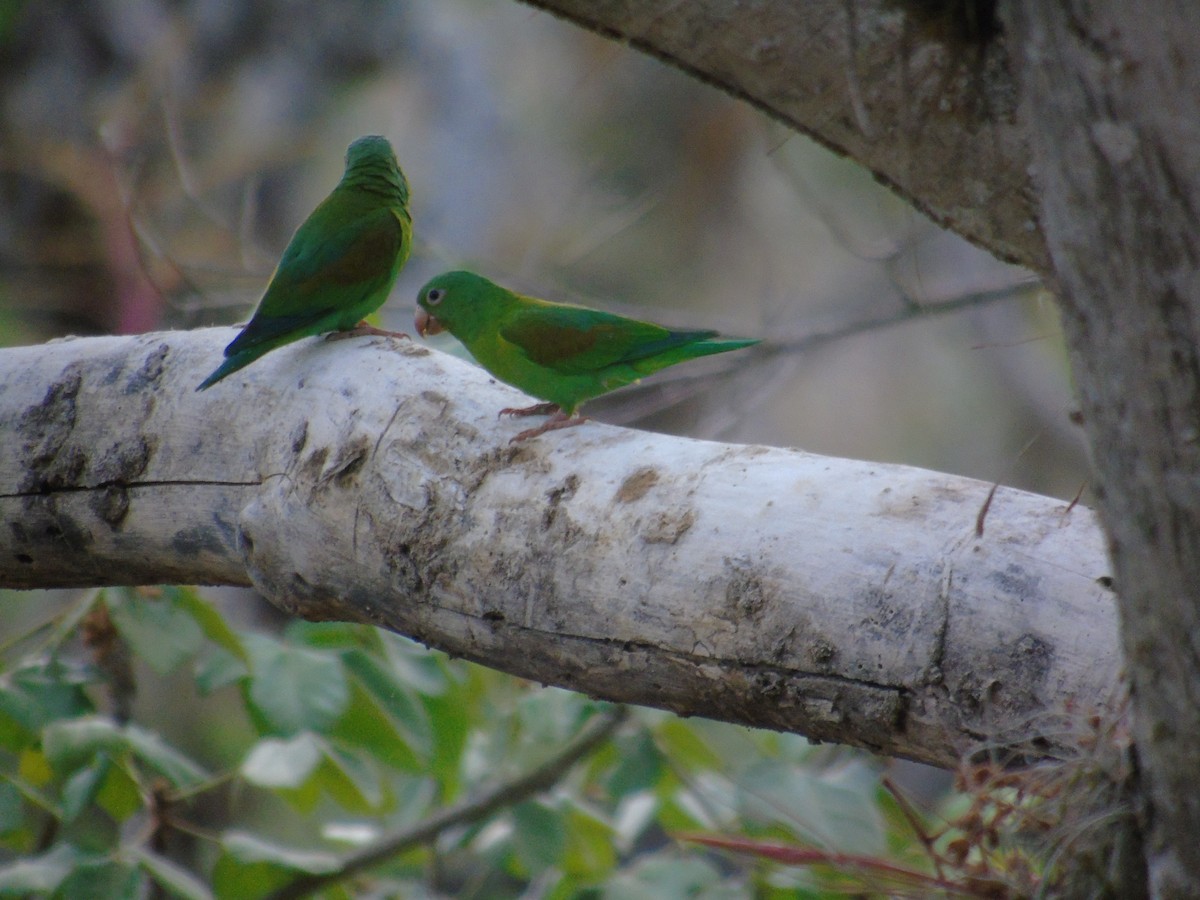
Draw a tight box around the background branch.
[518,0,1047,273]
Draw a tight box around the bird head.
[415,270,496,338]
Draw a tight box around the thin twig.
[266,705,629,900]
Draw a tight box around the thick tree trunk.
[0,329,1118,769]
[1002,3,1200,895]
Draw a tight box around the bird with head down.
[415,270,759,441]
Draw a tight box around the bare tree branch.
[0,329,1118,769]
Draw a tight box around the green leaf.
[343,649,433,744]
[316,744,382,812]
[211,857,292,900]
[603,855,742,900]
[512,801,567,875]
[134,847,214,900]
[218,829,340,871]
[0,658,95,744]
[52,857,140,900]
[0,843,78,895]
[18,746,52,786]
[515,689,591,748]
[331,667,424,772]
[606,728,666,796]
[212,831,342,900]
[379,631,452,696]
[120,724,210,791]
[244,636,348,736]
[420,664,482,796]
[60,758,108,822]
[737,758,885,855]
[0,781,21,836]
[172,586,248,661]
[94,761,141,822]
[42,717,207,790]
[562,803,617,878]
[108,591,204,675]
[654,718,724,771]
[193,645,248,695]
[284,620,372,651]
[241,734,323,790]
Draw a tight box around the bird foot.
[510,412,588,443]
[327,322,410,342]
[499,402,561,418]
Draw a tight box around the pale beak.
[415,307,444,337]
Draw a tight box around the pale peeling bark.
[518,0,1047,272]
[0,330,1117,768]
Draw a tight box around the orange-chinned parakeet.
[415,270,759,441]
[197,135,413,390]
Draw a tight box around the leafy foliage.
[0,585,996,898]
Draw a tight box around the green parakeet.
[197,135,413,391]
[415,270,760,441]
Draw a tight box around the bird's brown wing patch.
[501,306,672,374]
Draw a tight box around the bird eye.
[426,288,445,306]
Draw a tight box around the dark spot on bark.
[92,485,130,528]
[94,436,154,484]
[810,638,837,667]
[172,524,228,556]
[643,508,696,544]
[291,421,309,454]
[26,446,88,492]
[615,467,659,503]
[34,503,92,552]
[300,446,330,480]
[755,670,783,697]
[990,563,1041,599]
[20,364,84,491]
[123,343,169,394]
[1096,575,1114,590]
[15,553,32,564]
[482,609,505,623]
[724,557,767,621]
[331,437,370,487]
[543,474,580,530]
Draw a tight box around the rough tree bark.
[0,329,1118,770]
[1001,3,1200,896]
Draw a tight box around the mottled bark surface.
[0,330,1118,769]
[1001,3,1200,894]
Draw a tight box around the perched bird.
[197,135,413,391]
[415,270,759,441]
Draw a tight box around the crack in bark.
[0,478,263,500]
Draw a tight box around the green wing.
[499,304,716,376]
[225,204,408,356]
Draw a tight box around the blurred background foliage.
[0,0,1085,896]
